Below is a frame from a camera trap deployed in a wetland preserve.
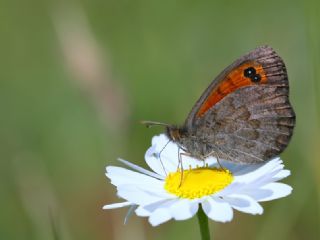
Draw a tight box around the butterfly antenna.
[140,120,171,128]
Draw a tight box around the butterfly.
[143,45,295,164]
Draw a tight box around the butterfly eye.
[244,67,256,78]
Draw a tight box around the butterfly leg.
[177,150,192,187]
[158,140,171,176]
[203,149,225,170]
[177,148,184,187]
[215,152,225,170]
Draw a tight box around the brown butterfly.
[143,45,295,164]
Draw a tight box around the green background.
[1,0,319,239]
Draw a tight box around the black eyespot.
[244,67,256,78]
[251,74,261,82]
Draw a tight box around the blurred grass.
[0,0,319,239]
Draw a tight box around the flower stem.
[197,205,211,240]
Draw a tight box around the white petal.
[224,194,263,215]
[258,182,292,201]
[144,144,166,175]
[151,134,169,147]
[222,172,292,202]
[144,199,179,212]
[215,182,245,197]
[170,199,199,221]
[145,134,217,175]
[240,166,290,189]
[272,169,291,180]
[145,135,178,175]
[136,206,151,217]
[234,187,273,201]
[137,198,197,225]
[248,168,284,187]
[149,208,172,226]
[202,197,233,222]
[118,158,165,180]
[106,166,163,189]
[179,155,217,170]
[218,160,262,175]
[233,158,283,184]
[117,185,171,205]
[103,201,132,209]
[135,199,178,217]
[120,182,170,198]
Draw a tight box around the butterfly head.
[166,125,184,142]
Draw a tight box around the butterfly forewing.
[180,45,295,163]
[185,45,289,129]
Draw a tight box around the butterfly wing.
[194,85,295,163]
[184,45,295,163]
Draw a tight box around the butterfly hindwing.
[193,85,295,163]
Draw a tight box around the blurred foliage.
[0,0,319,239]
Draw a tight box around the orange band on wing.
[196,62,267,117]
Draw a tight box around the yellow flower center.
[164,167,233,199]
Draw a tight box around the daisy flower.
[103,134,292,227]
